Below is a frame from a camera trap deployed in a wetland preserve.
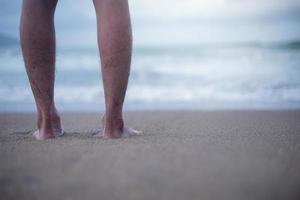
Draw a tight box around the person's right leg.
[93,0,141,138]
[20,0,62,140]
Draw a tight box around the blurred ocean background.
[1,0,300,111]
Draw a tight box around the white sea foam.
[1,45,300,111]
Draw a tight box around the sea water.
[0,42,300,112]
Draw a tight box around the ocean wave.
[1,83,300,105]
[1,42,300,111]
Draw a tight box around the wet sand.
[1,111,300,200]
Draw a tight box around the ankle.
[38,117,55,137]
[104,117,124,130]
[40,106,60,121]
[37,106,61,130]
[103,118,124,138]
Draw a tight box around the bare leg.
[20,0,62,140]
[93,0,141,138]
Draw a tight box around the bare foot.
[99,115,142,139]
[34,108,63,140]
[33,129,55,140]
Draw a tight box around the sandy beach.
[0,111,300,200]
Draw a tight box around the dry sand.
[0,111,300,200]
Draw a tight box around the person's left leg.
[93,0,141,138]
[20,0,62,140]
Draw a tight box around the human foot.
[33,128,64,140]
[102,125,142,139]
[100,115,142,139]
[34,109,63,140]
